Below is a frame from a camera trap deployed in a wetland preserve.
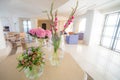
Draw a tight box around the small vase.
[38,39,44,47]
[35,38,39,47]
[35,38,46,47]
[24,65,44,80]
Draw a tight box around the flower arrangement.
[29,27,51,39]
[17,47,45,71]
[46,1,78,66]
[47,1,78,34]
[17,47,45,79]
[29,27,52,47]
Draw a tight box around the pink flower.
[45,30,52,38]
[54,22,57,26]
[29,28,36,35]
[35,28,46,38]
[64,24,67,28]
[55,17,58,21]
[68,22,71,25]
[71,16,74,19]
[55,28,58,31]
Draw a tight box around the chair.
[20,32,25,39]
[66,34,79,44]
[78,33,84,40]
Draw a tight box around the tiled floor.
[0,42,120,80]
[0,42,12,62]
[64,44,120,80]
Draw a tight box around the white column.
[0,19,6,49]
[84,10,104,45]
[84,10,94,45]
[89,11,104,45]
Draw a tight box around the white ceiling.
[0,0,68,17]
[58,0,120,16]
[0,0,120,18]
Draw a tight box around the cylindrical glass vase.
[49,48,64,66]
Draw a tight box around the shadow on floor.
[8,42,17,56]
[87,73,94,80]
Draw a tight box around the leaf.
[29,66,32,71]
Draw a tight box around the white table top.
[0,52,85,80]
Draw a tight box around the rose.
[29,28,36,35]
[45,30,52,38]
[35,28,46,38]
[29,28,52,39]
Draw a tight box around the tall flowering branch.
[63,1,78,32]
[47,1,78,34]
[54,10,58,33]
[46,1,78,53]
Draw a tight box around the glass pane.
[114,23,120,52]
[103,26,115,37]
[115,40,120,52]
[28,21,31,29]
[101,37,112,48]
[106,13,118,25]
[23,20,28,33]
[24,26,28,33]
[23,21,27,26]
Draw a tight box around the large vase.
[49,35,64,66]
[24,64,44,80]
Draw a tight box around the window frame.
[100,12,120,53]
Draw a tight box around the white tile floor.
[0,42,12,62]
[0,42,120,80]
[64,44,120,80]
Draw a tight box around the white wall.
[0,17,38,33]
[89,10,104,45]
[73,18,80,33]
[0,17,20,32]
[19,18,38,32]
[0,19,6,49]
[73,14,87,33]
[84,10,94,45]
[31,18,37,28]
[73,10,104,45]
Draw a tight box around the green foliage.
[52,34,61,53]
[17,47,45,71]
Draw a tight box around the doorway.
[42,23,46,30]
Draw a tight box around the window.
[78,18,86,32]
[100,12,120,53]
[23,20,31,33]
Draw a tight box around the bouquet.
[17,47,45,71]
[29,27,52,47]
[29,27,51,39]
[46,1,78,66]
[47,1,78,52]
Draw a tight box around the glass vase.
[50,48,64,66]
[24,64,44,80]
[35,38,46,47]
[38,39,44,47]
[49,34,65,66]
[50,50,60,66]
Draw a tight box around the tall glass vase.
[49,35,64,66]
[50,49,60,66]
